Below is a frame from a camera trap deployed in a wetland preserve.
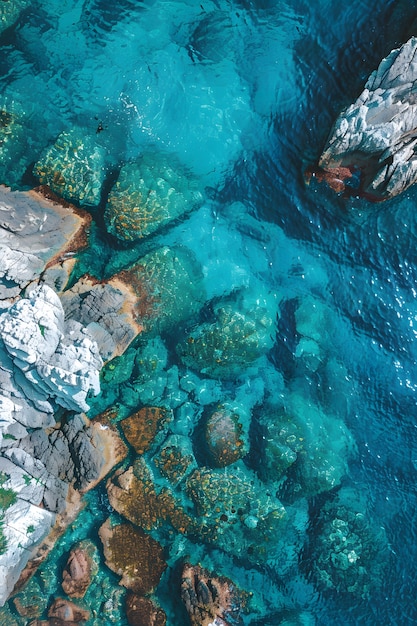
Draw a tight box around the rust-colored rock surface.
[98,518,166,594]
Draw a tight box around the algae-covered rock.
[62,540,99,598]
[104,153,203,241]
[106,458,195,535]
[125,594,166,626]
[259,394,355,499]
[177,291,277,379]
[120,407,172,455]
[306,487,389,598]
[98,518,166,595]
[113,245,205,335]
[153,435,197,487]
[204,402,249,467]
[181,562,247,626]
[33,128,106,207]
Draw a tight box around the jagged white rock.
[319,37,417,200]
[0,285,102,412]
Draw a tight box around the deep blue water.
[2,0,417,624]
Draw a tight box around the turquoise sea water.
[2,0,417,624]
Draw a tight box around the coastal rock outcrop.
[0,186,135,607]
[314,37,417,200]
[0,185,90,301]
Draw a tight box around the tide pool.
[1,1,417,624]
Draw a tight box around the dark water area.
[2,0,417,624]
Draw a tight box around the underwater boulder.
[152,434,197,487]
[315,37,417,200]
[259,394,355,500]
[98,518,167,595]
[0,103,29,185]
[306,487,389,598]
[104,153,203,241]
[181,563,247,626]
[120,406,172,455]
[61,540,99,598]
[33,128,106,207]
[125,594,166,626]
[176,291,277,379]
[47,597,90,623]
[112,245,206,335]
[204,402,249,467]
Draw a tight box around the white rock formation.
[319,37,417,200]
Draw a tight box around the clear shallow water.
[2,0,417,624]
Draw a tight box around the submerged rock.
[47,597,90,623]
[33,128,106,207]
[315,37,417,200]
[61,540,99,598]
[104,153,203,241]
[177,291,277,379]
[181,563,247,626]
[125,594,166,626]
[111,245,205,335]
[258,394,355,500]
[98,518,167,595]
[120,407,172,455]
[306,487,389,598]
[0,0,30,35]
[204,402,249,467]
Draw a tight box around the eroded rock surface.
[316,37,417,200]
[181,563,247,626]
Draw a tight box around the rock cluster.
[316,37,417,200]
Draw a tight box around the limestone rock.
[0,285,102,413]
[0,186,90,301]
[104,153,203,241]
[0,500,55,607]
[316,37,417,200]
[61,276,144,360]
[181,563,247,626]
[98,518,166,595]
[33,128,106,207]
